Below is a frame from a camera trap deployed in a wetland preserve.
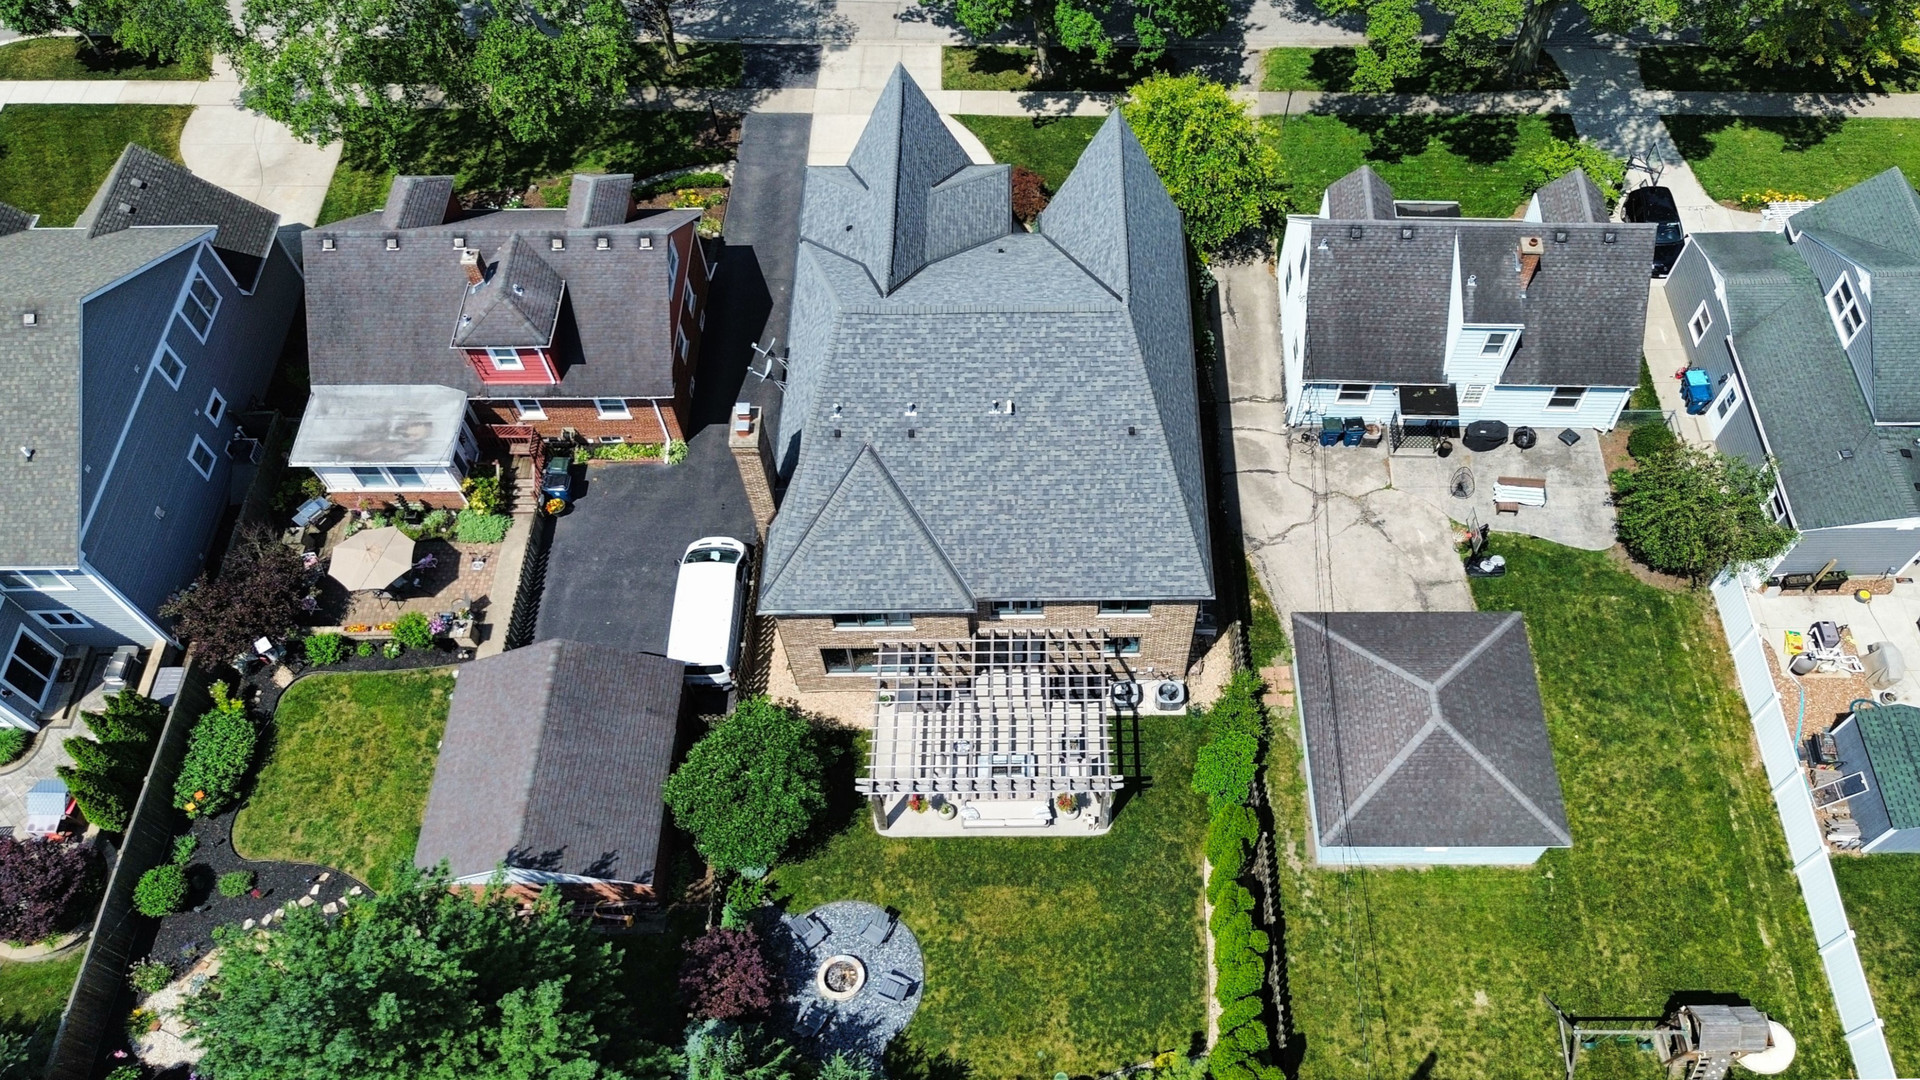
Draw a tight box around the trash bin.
[1682,369,1713,415]
[1319,417,1343,446]
[1342,417,1366,446]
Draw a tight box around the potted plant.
[908,793,927,813]
[1056,792,1080,818]
[937,799,956,819]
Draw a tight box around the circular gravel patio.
[773,900,924,1060]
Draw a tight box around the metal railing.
[1707,571,1896,1079]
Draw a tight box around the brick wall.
[326,489,467,511]
[471,398,687,444]
[772,602,1200,693]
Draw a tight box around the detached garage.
[1291,611,1572,865]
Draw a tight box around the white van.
[666,536,751,688]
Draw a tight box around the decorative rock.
[322,902,339,915]
[241,919,255,930]
[271,666,295,688]
[347,886,363,896]
[318,872,331,883]
[309,884,322,897]
[298,895,315,907]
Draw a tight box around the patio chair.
[875,970,915,1004]
[859,910,895,947]
[795,1004,830,1039]
[787,913,829,951]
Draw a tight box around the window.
[31,610,88,629]
[1336,384,1373,403]
[1102,636,1142,656]
[514,400,545,421]
[1,627,59,706]
[387,466,426,489]
[1547,386,1585,409]
[1717,383,1739,418]
[187,435,216,479]
[350,466,385,487]
[677,329,690,363]
[487,348,524,371]
[1098,600,1151,616]
[667,242,680,284]
[203,387,227,426]
[0,571,72,592]
[1480,332,1509,356]
[154,346,185,388]
[178,269,220,340]
[832,613,913,629]
[1688,300,1713,345]
[683,279,696,312]
[821,647,877,675]
[597,435,626,445]
[1770,489,1790,523]
[594,399,631,420]
[1828,275,1865,344]
[990,600,1044,618]
[1461,384,1488,407]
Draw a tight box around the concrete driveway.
[1389,436,1617,552]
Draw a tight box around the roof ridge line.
[857,443,972,600]
[760,440,875,595]
[1430,610,1521,691]
[1320,718,1442,845]
[1433,716,1575,845]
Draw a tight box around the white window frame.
[154,345,186,389]
[203,387,227,427]
[1546,386,1586,410]
[1480,332,1509,356]
[1827,275,1865,345]
[31,609,89,630]
[0,571,73,593]
[677,328,690,362]
[487,347,525,371]
[1688,300,1713,345]
[831,613,914,630]
[1,624,61,708]
[1461,384,1489,408]
[683,279,696,313]
[187,435,216,480]
[1097,600,1151,617]
[667,241,681,285]
[514,400,546,421]
[1335,383,1373,404]
[990,600,1045,619]
[594,399,631,420]
[349,466,387,488]
[178,268,221,343]
[1716,382,1739,419]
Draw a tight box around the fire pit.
[815,954,867,1001]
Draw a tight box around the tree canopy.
[0,0,234,60]
[929,0,1228,67]
[1520,136,1628,207]
[1119,74,1284,251]
[181,866,674,1080]
[661,697,830,874]
[1611,443,1797,583]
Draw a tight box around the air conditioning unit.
[1144,679,1188,713]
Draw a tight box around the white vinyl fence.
[1710,572,1897,1079]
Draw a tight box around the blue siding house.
[0,146,300,730]
[1663,168,1920,577]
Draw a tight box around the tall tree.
[1119,74,1284,251]
[927,0,1228,73]
[1610,444,1797,584]
[181,866,676,1080]
[161,524,310,666]
[472,0,641,144]
[0,0,233,58]
[661,697,830,874]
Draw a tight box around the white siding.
[1294,383,1401,424]
[1279,220,1311,424]
[1445,326,1520,385]
[1472,384,1629,430]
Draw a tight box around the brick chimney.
[729,402,777,540]
[1517,235,1544,290]
[460,248,483,286]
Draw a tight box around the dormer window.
[1827,275,1865,344]
[488,348,524,371]
[1481,332,1509,356]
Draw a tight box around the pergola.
[857,629,1125,804]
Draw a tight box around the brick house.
[757,67,1214,698]
[293,174,712,507]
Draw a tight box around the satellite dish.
[1736,1021,1797,1074]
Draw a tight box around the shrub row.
[55,691,166,831]
[1195,670,1283,1080]
[174,681,258,818]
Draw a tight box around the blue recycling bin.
[1342,417,1366,446]
[1319,417,1344,446]
[1682,369,1713,415]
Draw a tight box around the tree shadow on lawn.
[1342,114,1522,166]
[1663,114,1850,160]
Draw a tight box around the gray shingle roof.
[1691,232,1920,529]
[383,176,458,230]
[75,144,280,287]
[1850,702,1920,829]
[451,236,565,348]
[0,225,210,565]
[1301,167,1652,389]
[1532,170,1608,223]
[414,639,683,883]
[304,200,701,398]
[566,174,635,229]
[1325,166,1396,220]
[763,80,1212,613]
[0,202,35,237]
[1292,611,1572,850]
[1787,168,1920,423]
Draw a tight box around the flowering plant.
[428,615,450,636]
[1056,793,1077,812]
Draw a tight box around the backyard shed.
[414,639,684,898]
[1828,702,1920,852]
[1291,611,1572,865]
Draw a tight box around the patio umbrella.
[327,526,416,592]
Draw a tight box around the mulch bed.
[142,809,366,978]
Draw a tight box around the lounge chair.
[787,912,829,951]
[796,1004,829,1038]
[875,970,914,1003]
[859,910,895,946]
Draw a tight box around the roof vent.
[511,283,525,296]
[451,236,465,248]
[1552,229,1569,244]
[1127,425,1137,436]
[20,312,35,327]
[639,236,653,249]
[1902,448,1913,459]
[321,236,336,251]
[832,428,842,439]
[550,236,565,251]
[1400,225,1414,240]
[128,178,146,190]
[385,236,400,251]
[153,504,164,519]
[1349,225,1364,240]
[904,403,917,418]
[844,224,854,232]
[18,446,31,461]
[117,202,134,216]
[1466,274,1477,287]
[1840,448,1855,460]
[596,235,610,250]
[991,399,1015,415]
[1602,229,1618,244]
[1317,239,1330,252]
[831,403,843,420]
[907,428,916,439]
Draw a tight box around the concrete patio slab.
[1390,436,1618,552]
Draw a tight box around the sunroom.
[290,384,478,507]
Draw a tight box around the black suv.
[1623,186,1685,277]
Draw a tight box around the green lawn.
[1666,116,1920,205]
[1260,47,1568,92]
[317,109,739,224]
[1834,856,1920,1074]
[1264,112,1577,218]
[0,954,81,1066]
[1269,537,1850,1080]
[953,115,1102,192]
[773,715,1209,1077]
[233,669,454,892]
[0,104,192,226]
[1639,46,1920,93]
[0,36,209,80]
